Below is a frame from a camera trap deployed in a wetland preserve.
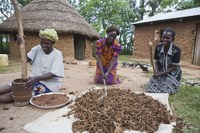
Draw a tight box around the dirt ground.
[0,59,200,133]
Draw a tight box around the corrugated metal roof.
[133,7,200,25]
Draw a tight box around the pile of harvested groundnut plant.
[67,88,173,133]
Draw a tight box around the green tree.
[177,0,200,9]
[145,0,180,16]
[18,0,32,7]
[146,0,162,16]
[0,0,14,22]
[0,0,31,22]
[129,0,146,20]
[70,0,137,54]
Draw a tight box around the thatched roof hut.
[0,0,100,60]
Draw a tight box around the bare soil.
[0,59,200,133]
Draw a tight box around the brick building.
[133,7,200,66]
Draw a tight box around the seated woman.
[146,28,182,94]
[0,29,64,103]
[94,26,122,85]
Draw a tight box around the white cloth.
[27,45,64,91]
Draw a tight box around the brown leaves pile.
[67,88,172,133]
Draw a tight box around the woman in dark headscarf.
[94,26,122,85]
[146,28,182,94]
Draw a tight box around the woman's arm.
[107,57,117,75]
[102,57,117,79]
[27,56,31,62]
[154,61,160,74]
[24,72,55,89]
[154,64,178,78]
[158,65,178,76]
[96,54,104,75]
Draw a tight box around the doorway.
[0,33,10,54]
[193,24,200,66]
[74,34,85,60]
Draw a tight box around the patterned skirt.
[146,69,182,94]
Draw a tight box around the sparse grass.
[169,85,200,133]
[145,71,153,78]
[118,55,133,62]
[117,75,127,81]
[0,59,21,74]
[182,71,192,77]
[118,55,150,65]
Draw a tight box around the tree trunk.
[12,0,27,80]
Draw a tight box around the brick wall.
[133,18,200,63]
[85,39,94,59]
[56,34,74,59]
[9,32,93,60]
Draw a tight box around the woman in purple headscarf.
[94,26,122,85]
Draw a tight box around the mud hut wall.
[9,32,75,59]
[55,34,74,59]
[85,39,93,59]
[133,19,200,63]
[9,34,20,57]
[9,32,40,58]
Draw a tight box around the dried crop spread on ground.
[67,88,172,133]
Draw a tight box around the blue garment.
[32,82,51,95]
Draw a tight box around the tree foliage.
[68,0,199,54]
[0,0,13,22]
[18,0,32,7]
[177,0,200,9]
[70,0,137,54]
[0,0,31,22]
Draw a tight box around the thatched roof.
[0,0,100,39]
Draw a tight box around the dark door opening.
[0,33,10,54]
[193,24,200,66]
[74,34,85,60]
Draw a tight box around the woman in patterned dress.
[94,26,122,85]
[146,28,182,94]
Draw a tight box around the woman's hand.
[102,72,109,80]
[24,77,37,89]
[153,70,161,78]
[153,73,160,78]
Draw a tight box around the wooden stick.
[149,41,155,75]
[12,0,27,80]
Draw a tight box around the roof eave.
[133,15,200,26]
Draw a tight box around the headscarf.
[106,26,120,36]
[39,29,59,42]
